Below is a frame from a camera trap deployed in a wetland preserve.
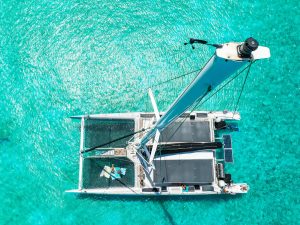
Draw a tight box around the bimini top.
[153,151,214,185]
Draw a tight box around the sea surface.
[0,0,299,224]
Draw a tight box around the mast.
[140,37,270,165]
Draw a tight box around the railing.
[78,117,85,190]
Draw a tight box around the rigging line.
[166,50,196,67]
[145,64,201,90]
[167,54,215,108]
[162,60,256,142]
[113,178,137,194]
[99,67,202,106]
[197,60,257,107]
[99,52,198,100]
[127,129,142,143]
[158,54,215,134]
[98,49,201,104]
[129,127,152,143]
[141,47,196,85]
[81,128,149,154]
[233,60,254,115]
[102,167,138,194]
[141,48,196,90]
[97,52,206,109]
[150,68,203,89]
[163,86,212,143]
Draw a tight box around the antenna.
[184,38,223,49]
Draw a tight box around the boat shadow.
[75,194,242,225]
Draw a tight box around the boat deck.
[67,111,246,195]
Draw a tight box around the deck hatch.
[153,159,214,184]
[160,120,212,143]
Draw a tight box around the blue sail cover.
[140,53,248,147]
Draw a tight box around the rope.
[102,166,138,194]
[95,65,202,111]
[160,60,256,143]
[149,68,203,89]
[197,60,257,107]
[233,61,253,114]
[81,128,149,153]
[95,47,205,110]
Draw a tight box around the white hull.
[67,111,248,196]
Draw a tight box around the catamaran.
[66,37,270,196]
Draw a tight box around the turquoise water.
[0,0,299,224]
